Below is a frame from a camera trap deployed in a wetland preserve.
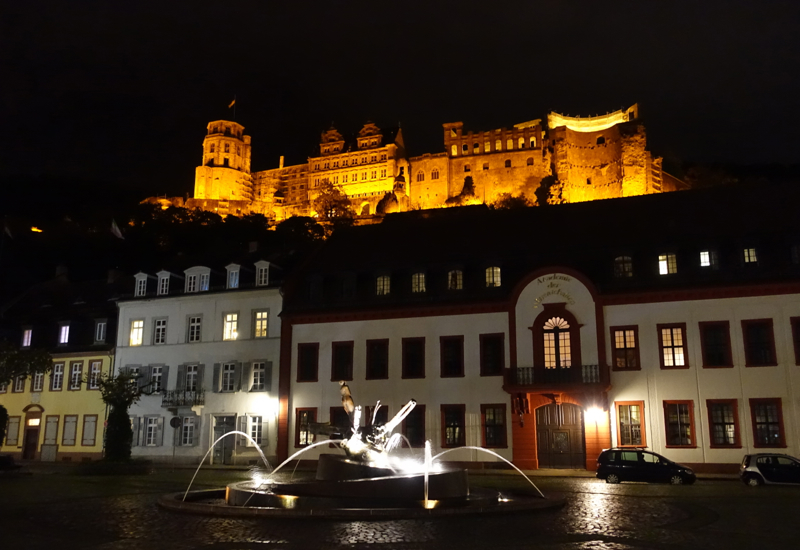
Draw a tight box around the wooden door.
[212,416,236,465]
[536,403,585,469]
[22,428,40,460]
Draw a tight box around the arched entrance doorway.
[535,402,585,469]
[22,405,44,460]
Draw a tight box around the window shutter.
[139,366,151,391]
[212,363,221,393]
[237,415,247,446]
[161,365,170,391]
[197,364,205,391]
[192,415,202,447]
[138,418,145,447]
[264,361,273,392]
[130,417,140,446]
[176,365,186,392]
[156,416,164,446]
[119,366,130,377]
[235,362,244,392]
[260,418,269,448]
[243,362,253,391]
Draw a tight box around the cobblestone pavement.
[0,468,797,550]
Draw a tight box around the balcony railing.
[507,365,601,386]
[161,389,205,408]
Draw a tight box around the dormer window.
[21,328,32,348]
[94,320,107,343]
[184,267,211,293]
[186,274,198,293]
[226,264,240,289]
[411,272,426,293]
[59,323,70,345]
[255,261,270,287]
[485,267,501,288]
[158,274,170,295]
[134,273,148,297]
[200,273,209,291]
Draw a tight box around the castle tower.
[193,120,253,201]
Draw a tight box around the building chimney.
[279,155,285,169]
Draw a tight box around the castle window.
[504,159,511,168]
[333,176,338,184]
[495,139,502,150]
[371,155,377,162]
[464,165,471,172]
[376,275,391,296]
[371,170,377,179]
[323,147,329,153]
[506,139,513,150]
[342,174,348,183]
[411,272,426,293]
[473,143,480,153]
[659,254,677,275]
[417,171,425,182]
[224,143,230,153]
[381,169,387,177]
[362,172,367,180]
[381,153,387,161]
[587,178,592,185]
[431,169,440,180]
[447,270,463,290]
[530,137,536,148]
[485,141,490,152]
[371,139,377,146]
[451,145,458,156]
[223,158,229,167]
[209,144,215,153]
[485,266,501,288]
[236,146,240,154]
[324,162,329,169]
[526,157,533,166]
[342,159,348,166]
[362,156,367,164]
[333,161,339,168]
[596,136,606,145]
[518,137,525,149]
[483,163,489,170]
[614,256,633,278]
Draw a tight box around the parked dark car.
[740,453,800,486]
[596,448,696,485]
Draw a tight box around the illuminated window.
[616,402,645,446]
[51,364,64,391]
[614,256,633,278]
[518,137,525,148]
[506,138,513,149]
[485,141,490,151]
[612,327,639,369]
[188,316,201,343]
[495,139,502,150]
[664,401,695,447]
[447,270,463,290]
[223,313,238,340]
[441,405,465,447]
[22,328,32,347]
[743,247,758,264]
[530,137,536,148]
[153,319,167,345]
[431,169,440,180]
[376,275,391,296]
[700,250,718,268]
[416,171,424,182]
[59,324,70,344]
[485,266,501,287]
[658,253,677,275]
[462,143,468,153]
[411,272,426,293]
[659,324,687,368]
[473,142,480,153]
[296,408,317,447]
[543,317,571,368]
[451,145,458,156]
[504,159,511,168]
[129,320,143,346]
[254,311,268,338]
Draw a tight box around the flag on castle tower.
[111,219,124,240]
[228,99,236,108]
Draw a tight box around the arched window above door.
[543,316,572,368]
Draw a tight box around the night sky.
[2,1,799,200]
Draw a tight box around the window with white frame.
[543,317,572,368]
[150,365,162,392]
[256,266,269,286]
[658,254,677,275]
[153,319,167,345]
[51,364,64,390]
[88,361,101,390]
[145,417,159,446]
[228,269,239,289]
[744,247,758,264]
[188,316,202,342]
[376,275,390,295]
[69,362,82,390]
[199,273,209,291]
[221,363,236,392]
[32,372,44,392]
[13,375,25,392]
[22,328,32,347]
[135,278,147,297]
[223,313,238,340]
[0,381,6,393]
[411,272,426,293]
[254,311,268,338]
[181,417,195,445]
[249,415,264,446]
[186,274,198,293]
[185,365,199,391]
[447,270,463,290]
[94,321,107,343]
[158,276,169,295]
[251,362,267,391]
[700,250,718,268]
[130,320,144,346]
[59,324,70,344]
[485,266,501,287]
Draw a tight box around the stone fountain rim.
[158,488,567,520]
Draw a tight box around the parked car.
[740,453,800,486]
[596,448,696,485]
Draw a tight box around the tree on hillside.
[0,342,53,386]
[93,372,142,462]
[312,180,354,227]
[492,193,532,209]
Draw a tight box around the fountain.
[160,382,564,518]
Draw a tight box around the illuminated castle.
[180,104,687,220]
